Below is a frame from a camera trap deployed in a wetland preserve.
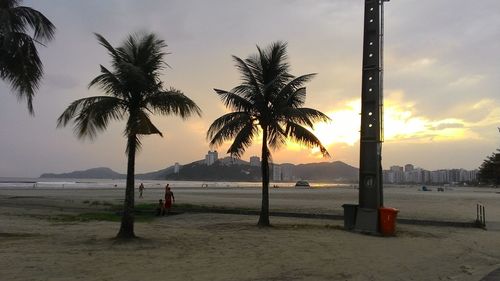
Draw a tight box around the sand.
[1,185,499,281]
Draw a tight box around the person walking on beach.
[138,183,145,198]
[164,184,175,215]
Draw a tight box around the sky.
[1,0,499,177]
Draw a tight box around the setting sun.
[287,93,471,154]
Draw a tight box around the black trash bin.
[342,204,358,230]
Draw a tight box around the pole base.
[355,208,379,234]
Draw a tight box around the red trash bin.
[379,207,399,236]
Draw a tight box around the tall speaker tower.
[355,0,389,233]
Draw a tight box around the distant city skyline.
[1,0,499,177]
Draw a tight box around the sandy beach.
[1,185,499,280]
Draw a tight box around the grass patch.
[0,232,39,238]
[84,200,114,206]
[108,202,254,213]
[25,211,155,223]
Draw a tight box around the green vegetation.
[478,150,500,185]
[0,0,55,114]
[57,32,201,239]
[207,42,330,226]
[478,129,500,186]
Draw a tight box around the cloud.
[448,74,485,88]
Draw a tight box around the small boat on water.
[295,180,310,188]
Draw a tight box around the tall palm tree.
[0,0,55,114]
[58,32,201,239]
[207,42,330,226]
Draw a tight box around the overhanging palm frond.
[0,0,54,114]
[286,122,330,157]
[0,32,42,113]
[145,88,201,118]
[12,5,55,42]
[56,96,125,139]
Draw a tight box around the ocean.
[0,177,348,189]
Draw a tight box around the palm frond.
[88,65,126,98]
[94,33,119,62]
[214,88,253,112]
[125,134,143,154]
[57,96,125,140]
[145,88,202,118]
[277,74,317,105]
[0,32,42,114]
[207,113,253,148]
[286,122,330,157]
[0,0,54,114]
[206,112,251,140]
[227,122,259,158]
[258,42,291,91]
[12,5,55,42]
[281,107,331,129]
[267,123,287,151]
[232,55,262,98]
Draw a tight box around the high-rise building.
[280,164,295,181]
[404,164,414,172]
[205,150,218,166]
[272,164,282,181]
[174,162,180,173]
[250,156,260,167]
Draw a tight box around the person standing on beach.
[164,184,175,215]
[138,183,144,198]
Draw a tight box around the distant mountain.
[135,166,176,180]
[40,167,124,179]
[167,160,358,182]
[294,161,358,181]
[40,165,177,180]
[40,160,359,182]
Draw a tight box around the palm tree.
[207,42,330,226]
[57,32,201,239]
[0,0,55,114]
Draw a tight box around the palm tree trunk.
[116,134,137,239]
[258,129,271,226]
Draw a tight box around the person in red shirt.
[164,184,175,215]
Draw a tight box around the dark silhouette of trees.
[207,42,330,226]
[0,0,55,114]
[478,150,500,186]
[58,32,201,239]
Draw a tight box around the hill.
[40,167,124,179]
[165,161,261,181]
[294,161,358,181]
[40,160,359,182]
